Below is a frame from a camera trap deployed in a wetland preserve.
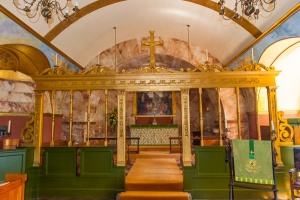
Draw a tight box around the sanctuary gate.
[24,59,281,167]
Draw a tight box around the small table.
[127,137,140,154]
[169,136,182,153]
[169,137,202,153]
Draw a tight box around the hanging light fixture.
[187,24,190,62]
[114,27,117,70]
[218,0,276,20]
[13,0,79,23]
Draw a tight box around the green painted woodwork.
[80,147,112,176]
[1,145,294,199]
[0,148,34,181]
[0,147,35,200]
[184,146,291,199]
[130,124,178,129]
[37,146,125,199]
[42,147,77,177]
[184,146,229,199]
[287,118,300,126]
[280,145,300,168]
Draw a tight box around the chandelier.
[218,0,276,20]
[13,0,79,23]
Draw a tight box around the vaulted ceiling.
[2,0,299,68]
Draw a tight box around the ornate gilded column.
[236,87,241,139]
[117,90,126,166]
[68,90,73,146]
[33,91,44,165]
[104,89,108,146]
[86,90,91,146]
[217,88,223,146]
[267,86,281,164]
[181,89,192,166]
[50,90,56,147]
[255,87,261,140]
[198,88,204,146]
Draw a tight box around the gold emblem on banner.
[245,159,261,173]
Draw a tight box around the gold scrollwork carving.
[0,49,19,71]
[190,62,229,72]
[122,64,180,74]
[38,67,76,75]
[22,113,35,143]
[233,63,275,71]
[78,66,118,75]
[278,111,294,142]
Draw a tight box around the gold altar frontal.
[130,124,179,145]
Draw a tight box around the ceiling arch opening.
[258,37,300,113]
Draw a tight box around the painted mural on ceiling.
[0,10,299,69]
[0,12,80,71]
[230,11,300,69]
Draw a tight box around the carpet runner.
[119,158,190,200]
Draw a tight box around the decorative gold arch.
[0,44,50,75]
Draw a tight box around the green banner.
[232,140,274,185]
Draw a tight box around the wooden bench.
[0,173,27,200]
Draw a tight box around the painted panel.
[80,147,113,176]
[43,147,77,177]
[0,149,26,181]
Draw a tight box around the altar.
[130,124,179,145]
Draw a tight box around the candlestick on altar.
[271,120,275,131]
[206,49,208,62]
[8,120,11,133]
[251,48,254,61]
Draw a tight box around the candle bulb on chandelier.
[55,53,58,66]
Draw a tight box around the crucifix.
[141,31,164,71]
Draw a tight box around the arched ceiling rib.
[45,0,262,42]
[1,1,299,68]
[44,0,125,41]
[259,38,300,68]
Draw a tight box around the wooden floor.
[119,145,190,200]
[125,158,183,191]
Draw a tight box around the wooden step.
[129,152,180,159]
[118,191,191,200]
[131,145,180,152]
[126,158,183,191]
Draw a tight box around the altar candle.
[225,120,228,129]
[251,48,254,61]
[8,120,11,133]
[206,49,208,62]
[98,53,100,65]
[271,120,274,131]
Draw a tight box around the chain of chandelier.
[218,0,276,20]
[13,0,276,23]
[13,0,79,23]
